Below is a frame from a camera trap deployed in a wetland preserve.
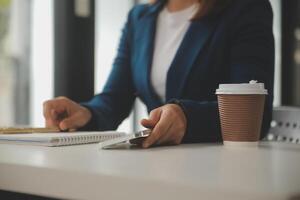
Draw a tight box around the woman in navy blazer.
[44,0,274,147]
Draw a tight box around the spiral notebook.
[0,131,125,147]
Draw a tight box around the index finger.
[43,100,66,128]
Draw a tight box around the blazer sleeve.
[80,9,136,131]
[171,0,275,143]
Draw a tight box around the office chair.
[266,106,300,144]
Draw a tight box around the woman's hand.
[43,97,92,131]
[140,104,187,148]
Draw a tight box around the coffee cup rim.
[215,81,268,95]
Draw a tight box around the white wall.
[30,0,54,126]
[270,0,282,106]
[95,0,133,93]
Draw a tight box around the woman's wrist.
[168,99,188,120]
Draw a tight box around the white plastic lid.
[215,80,268,95]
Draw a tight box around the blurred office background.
[0,0,297,132]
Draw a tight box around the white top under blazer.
[150,4,199,101]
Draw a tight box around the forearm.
[80,92,135,131]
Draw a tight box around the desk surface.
[0,142,300,200]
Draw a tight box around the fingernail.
[60,123,67,131]
[141,119,148,123]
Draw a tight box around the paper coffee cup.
[216,80,268,146]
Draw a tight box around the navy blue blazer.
[82,0,274,143]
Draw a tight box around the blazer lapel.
[134,2,165,108]
[166,18,217,100]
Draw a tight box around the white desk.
[0,142,300,200]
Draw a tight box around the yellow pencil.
[0,127,61,134]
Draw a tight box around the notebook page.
[0,131,126,146]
